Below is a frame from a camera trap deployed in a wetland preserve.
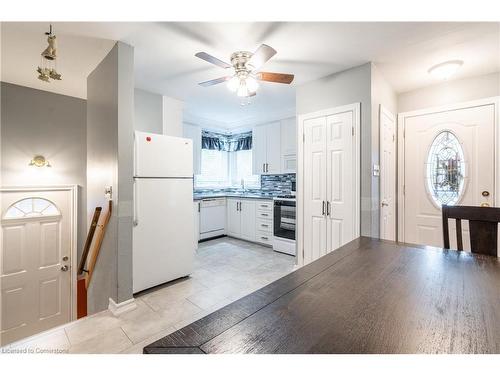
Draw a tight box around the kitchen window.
[196,148,230,188]
[195,130,259,189]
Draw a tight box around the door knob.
[381,201,388,207]
[482,191,490,197]
[481,203,490,207]
[62,256,68,261]
[61,265,69,272]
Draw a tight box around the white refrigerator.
[133,131,194,293]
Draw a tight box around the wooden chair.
[442,205,500,256]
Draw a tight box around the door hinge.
[352,127,354,136]
[392,134,395,142]
[403,185,405,195]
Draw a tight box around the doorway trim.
[0,185,79,321]
[397,97,500,242]
[297,103,361,267]
[379,104,396,241]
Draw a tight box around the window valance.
[202,130,252,151]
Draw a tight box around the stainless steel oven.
[273,197,296,241]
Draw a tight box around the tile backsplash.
[194,173,296,196]
[260,174,296,195]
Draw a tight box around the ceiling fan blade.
[257,72,294,84]
[198,76,231,87]
[247,44,277,70]
[195,52,232,69]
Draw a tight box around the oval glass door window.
[426,131,465,206]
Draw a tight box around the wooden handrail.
[77,200,113,318]
[78,207,102,275]
[85,200,113,288]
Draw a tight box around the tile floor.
[2,237,295,354]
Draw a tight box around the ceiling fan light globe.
[246,76,259,93]
[237,81,249,97]
[227,76,239,92]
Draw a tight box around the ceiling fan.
[195,44,294,98]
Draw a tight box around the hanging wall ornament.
[36,24,62,82]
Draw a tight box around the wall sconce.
[29,155,52,168]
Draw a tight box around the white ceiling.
[2,22,499,128]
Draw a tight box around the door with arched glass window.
[1,187,74,345]
[401,103,495,249]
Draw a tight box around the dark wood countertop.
[144,237,500,354]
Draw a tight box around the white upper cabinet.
[252,125,267,175]
[266,122,282,174]
[183,123,201,175]
[280,117,297,173]
[252,122,281,175]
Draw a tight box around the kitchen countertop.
[193,192,278,201]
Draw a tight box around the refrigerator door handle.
[133,180,139,226]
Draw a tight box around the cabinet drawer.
[256,210,272,220]
[256,231,273,245]
[256,201,273,212]
[256,219,273,233]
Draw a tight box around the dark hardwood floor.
[144,237,500,354]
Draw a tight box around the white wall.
[1,82,87,257]
[163,96,184,137]
[86,42,135,314]
[398,72,500,113]
[134,88,162,134]
[296,63,375,237]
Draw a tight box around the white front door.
[380,105,396,241]
[1,188,74,345]
[402,103,495,248]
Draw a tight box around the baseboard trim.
[108,297,137,316]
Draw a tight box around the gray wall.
[134,88,162,134]
[0,82,87,257]
[296,63,375,236]
[86,42,134,314]
[370,64,398,237]
[398,72,500,113]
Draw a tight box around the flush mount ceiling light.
[29,155,51,168]
[36,24,62,83]
[428,60,463,80]
[194,44,294,103]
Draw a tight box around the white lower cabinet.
[226,198,273,246]
[240,200,256,241]
[227,199,242,237]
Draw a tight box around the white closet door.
[303,117,327,264]
[326,111,354,252]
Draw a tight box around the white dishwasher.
[199,198,226,240]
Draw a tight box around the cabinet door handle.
[266,163,269,173]
[261,224,269,227]
[198,202,200,212]
[261,213,269,217]
[322,201,326,215]
[263,163,265,173]
[327,201,331,216]
[261,236,268,240]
